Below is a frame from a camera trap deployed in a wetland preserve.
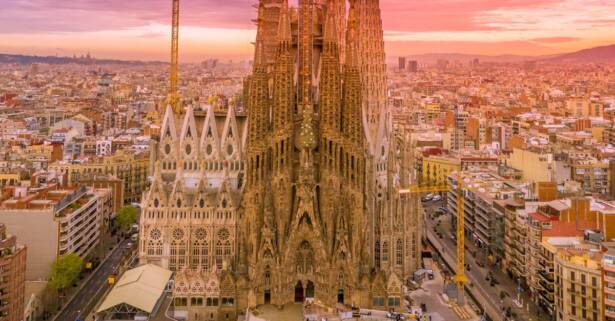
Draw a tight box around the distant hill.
[546,44,615,63]
[0,53,166,65]
[396,44,615,65]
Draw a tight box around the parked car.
[432,195,442,202]
[421,194,434,202]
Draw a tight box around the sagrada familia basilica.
[139,0,422,319]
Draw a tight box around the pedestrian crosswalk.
[451,303,473,320]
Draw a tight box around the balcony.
[606,275,615,285]
[538,270,555,282]
[538,288,554,302]
[539,280,554,292]
[604,264,615,273]
[606,309,615,319]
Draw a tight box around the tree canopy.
[48,253,83,290]
[114,205,138,232]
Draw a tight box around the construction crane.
[400,176,468,305]
[168,0,181,113]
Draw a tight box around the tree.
[113,205,138,232]
[48,253,83,290]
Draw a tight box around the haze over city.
[2,0,614,61]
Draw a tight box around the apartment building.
[603,246,615,321]
[0,186,112,280]
[448,169,527,264]
[554,248,602,321]
[49,149,149,204]
[0,224,26,321]
[569,157,609,194]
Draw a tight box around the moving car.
[421,194,434,202]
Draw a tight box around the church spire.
[253,2,267,70]
[342,0,363,144]
[272,0,294,132]
[277,0,291,44]
[298,0,315,108]
[320,0,342,133]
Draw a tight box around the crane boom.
[169,0,180,113]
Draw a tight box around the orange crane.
[400,176,468,305]
[168,0,181,113]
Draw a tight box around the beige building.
[602,246,615,321]
[49,149,149,204]
[0,186,112,280]
[554,248,603,321]
[509,147,555,185]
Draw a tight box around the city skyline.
[1,0,614,62]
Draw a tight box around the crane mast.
[400,179,467,305]
[169,0,180,113]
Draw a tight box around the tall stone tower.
[242,0,421,309]
[242,0,368,307]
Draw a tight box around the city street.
[409,262,471,321]
[53,238,132,321]
[423,198,544,321]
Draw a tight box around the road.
[423,199,543,321]
[54,238,132,321]
[410,261,468,321]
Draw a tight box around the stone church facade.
[138,1,423,320]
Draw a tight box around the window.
[191,297,203,306]
[382,241,389,262]
[374,241,380,268]
[396,239,403,266]
[591,277,597,287]
[388,297,401,307]
[581,274,586,284]
[174,297,187,307]
[372,297,385,306]
[222,297,234,306]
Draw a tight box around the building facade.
[554,249,602,321]
[0,224,26,321]
[49,149,149,204]
[604,248,615,321]
[0,186,112,280]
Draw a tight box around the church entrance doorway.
[306,281,315,298]
[294,282,304,303]
[337,289,344,303]
[264,290,271,304]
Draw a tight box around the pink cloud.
[531,37,581,43]
[380,0,563,32]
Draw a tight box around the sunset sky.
[1,0,614,62]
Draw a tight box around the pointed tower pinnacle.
[342,0,363,144]
[320,0,342,132]
[277,0,291,44]
[298,0,315,108]
[345,1,359,69]
[253,2,267,71]
[272,0,294,132]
